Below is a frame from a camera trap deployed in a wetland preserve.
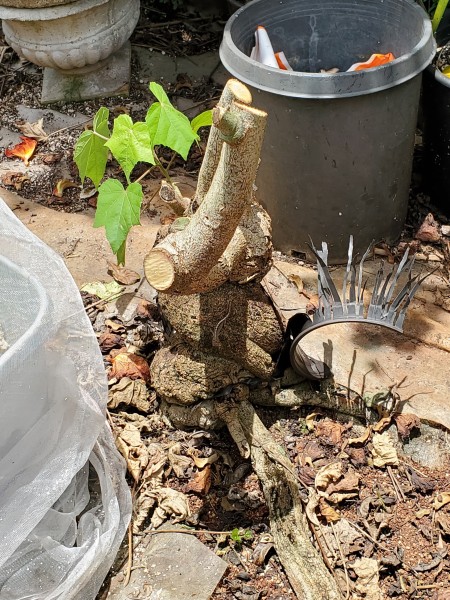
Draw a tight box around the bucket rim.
[220,0,436,99]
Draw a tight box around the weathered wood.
[159,180,190,216]
[195,79,252,206]
[219,399,342,600]
[157,282,283,379]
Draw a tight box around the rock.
[441,224,450,237]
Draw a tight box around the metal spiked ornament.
[290,237,431,380]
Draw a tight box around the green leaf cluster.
[73,82,212,265]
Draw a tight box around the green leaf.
[230,528,241,542]
[191,110,213,134]
[105,114,155,182]
[146,81,198,160]
[94,179,143,264]
[74,107,110,188]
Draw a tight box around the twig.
[331,521,350,600]
[123,482,137,587]
[387,465,406,502]
[212,299,232,346]
[133,527,241,537]
[82,291,126,311]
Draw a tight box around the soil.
[2,4,450,599]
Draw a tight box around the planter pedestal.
[0,0,139,102]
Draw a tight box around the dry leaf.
[108,377,150,412]
[393,413,421,438]
[435,512,450,535]
[150,487,191,528]
[373,415,392,433]
[98,331,122,353]
[116,423,148,481]
[433,492,450,511]
[315,462,343,494]
[347,446,367,466]
[287,273,304,294]
[305,411,322,431]
[5,137,37,166]
[415,212,440,243]
[305,488,321,526]
[352,557,381,600]
[315,419,346,445]
[1,171,30,191]
[319,497,340,523]
[104,318,125,332]
[107,262,141,285]
[168,442,192,478]
[415,508,431,519]
[42,152,62,164]
[110,351,151,383]
[252,541,274,566]
[17,118,48,141]
[348,427,371,446]
[191,452,219,469]
[326,518,364,556]
[53,179,79,197]
[185,465,212,495]
[371,432,399,467]
[327,468,360,503]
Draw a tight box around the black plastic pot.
[422,15,450,216]
[220,0,435,263]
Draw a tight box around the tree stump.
[144,79,342,599]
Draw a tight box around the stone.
[105,530,227,600]
[441,224,450,237]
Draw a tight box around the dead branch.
[159,180,190,216]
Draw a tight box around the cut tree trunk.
[158,180,190,216]
[144,95,267,294]
[195,79,252,206]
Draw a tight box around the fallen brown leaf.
[348,427,371,446]
[371,432,399,467]
[53,179,79,198]
[168,442,192,478]
[150,487,191,528]
[116,422,148,481]
[110,351,151,383]
[393,413,420,438]
[315,462,343,494]
[185,465,212,495]
[5,137,37,166]
[108,377,150,412]
[433,491,450,511]
[42,152,62,164]
[191,452,219,469]
[326,468,360,503]
[98,331,122,353]
[318,497,340,523]
[315,418,346,445]
[16,118,48,141]
[373,415,392,433]
[287,273,304,294]
[107,262,141,285]
[415,212,440,243]
[1,171,30,190]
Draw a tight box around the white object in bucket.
[250,26,292,70]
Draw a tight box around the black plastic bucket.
[220,0,435,262]
[422,14,450,216]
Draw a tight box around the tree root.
[217,397,342,600]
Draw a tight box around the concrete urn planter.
[0,0,140,101]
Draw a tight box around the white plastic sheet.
[0,198,131,599]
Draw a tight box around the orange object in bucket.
[348,52,395,72]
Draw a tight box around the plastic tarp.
[0,198,131,599]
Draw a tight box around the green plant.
[230,528,253,544]
[74,82,212,265]
[431,0,450,31]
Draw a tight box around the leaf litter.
[84,277,450,600]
